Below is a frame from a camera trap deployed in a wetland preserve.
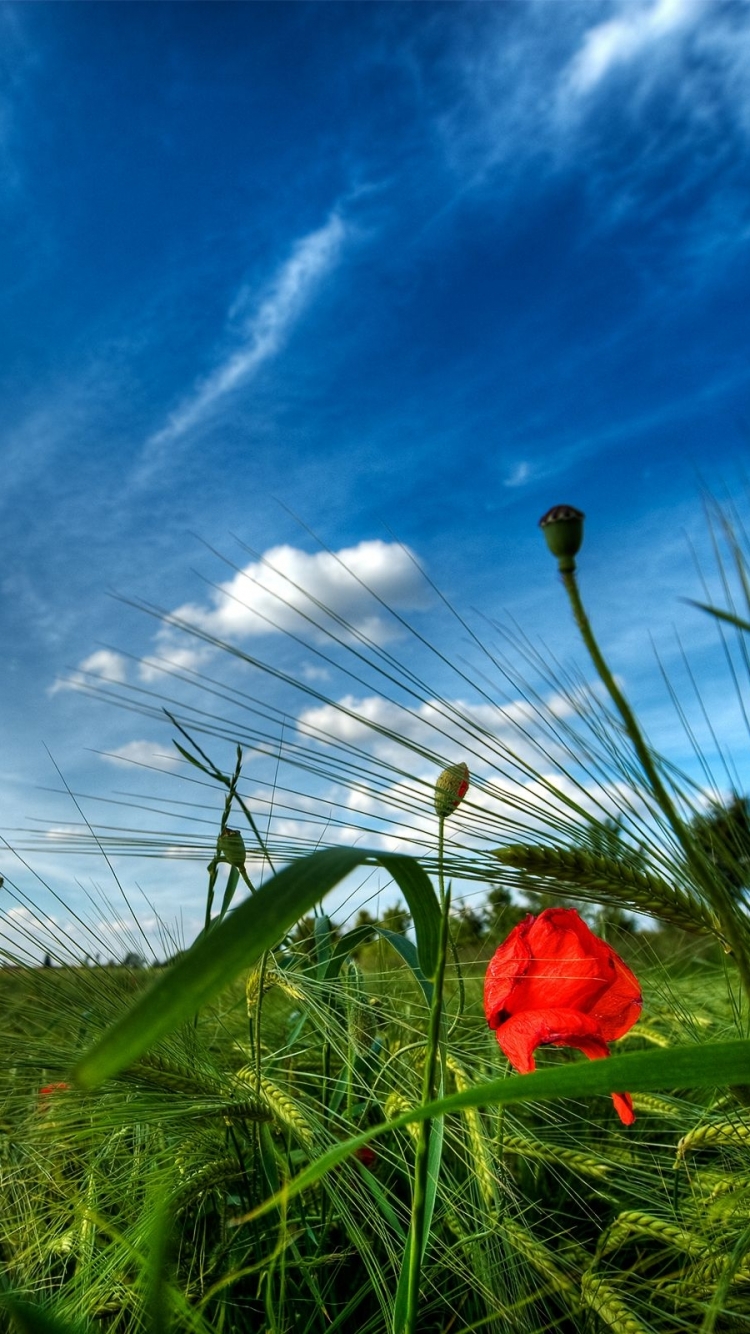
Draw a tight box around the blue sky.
[2,1,750,958]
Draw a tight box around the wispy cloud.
[562,0,703,100]
[435,0,750,252]
[137,211,348,480]
[503,461,531,489]
[99,740,180,770]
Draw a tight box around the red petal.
[485,907,642,1044]
[611,1091,636,1125]
[493,1006,608,1072]
[590,951,642,1040]
[484,915,533,1028]
[501,909,613,1014]
[494,1005,637,1127]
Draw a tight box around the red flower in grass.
[484,908,642,1125]
[353,1145,377,1170]
[39,1082,70,1103]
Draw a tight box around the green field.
[2,504,750,1333]
[0,932,748,1334]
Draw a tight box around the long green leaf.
[0,1295,90,1334]
[142,1198,176,1334]
[684,599,750,633]
[392,1107,444,1334]
[73,848,440,1089]
[235,1039,750,1226]
[376,928,433,1005]
[325,926,433,1005]
[324,925,377,979]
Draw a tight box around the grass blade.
[236,1039,750,1225]
[0,1296,91,1334]
[73,847,440,1089]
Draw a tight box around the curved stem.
[562,568,750,1001]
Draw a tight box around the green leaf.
[217,865,240,923]
[237,1039,750,1226]
[376,928,433,1005]
[324,926,433,1005]
[0,1295,91,1334]
[392,1111,444,1334]
[684,599,750,634]
[323,924,377,979]
[73,848,440,1089]
[170,740,217,779]
[141,1199,176,1334]
[314,913,334,979]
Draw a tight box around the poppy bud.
[434,763,470,819]
[217,828,246,867]
[539,505,585,573]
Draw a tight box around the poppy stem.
[561,568,750,1002]
[437,815,446,907]
[402,815,450,1334]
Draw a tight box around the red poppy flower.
[354,1145,377,1169]
[39,1082,70,1099]
[484,908,642,1124]
[38,1082,70,1115]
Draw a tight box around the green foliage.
[690,794,750,898]
[7,491,750,1330]
[72,848,441,1090]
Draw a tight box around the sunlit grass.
[2,495,750,1331]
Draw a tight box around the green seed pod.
[216,827,246,867]
[434,762,470,819]
[538,504,585,573]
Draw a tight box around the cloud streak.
[137,211,348,477]
[562,0,703,99]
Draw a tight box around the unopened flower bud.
[434,763,470,819]
[217,828,246,867]
[539,505,585,573]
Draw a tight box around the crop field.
[2,503,750,1333]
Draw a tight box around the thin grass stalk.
[403,814,450,1334]
[560,567,750,1002]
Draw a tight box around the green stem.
[204,860,220,936]
[403,819,450,1334]
[437,816,446,907]
[561,568,750,1002]
[254,949,269,1098]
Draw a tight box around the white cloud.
[137,643,213,684]
[563,0,703,99]
[49,649,128,695]
[296,689,578,791]
[503,461,531,488]
[284,677,665,866]
[140,540,432,673]
[99,741,180,770]
[139,211,348,471]
[438,0,750,247]
[300,663,332,683]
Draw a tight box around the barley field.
[2,502,750,1334]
